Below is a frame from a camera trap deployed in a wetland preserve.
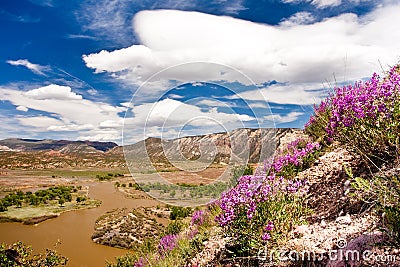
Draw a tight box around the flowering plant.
[157,234,178,256]
[306,65,400,164]
[216,138,319,254]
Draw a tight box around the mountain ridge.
[0,128,305,169]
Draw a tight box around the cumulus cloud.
[311,0,341,8]
[264,111,304,124]
[231,83,326,105]
[280,12,315,26]
[0,84,125,141]
[84,5,400,103]
[281,0,341,8]
[75,0,246,46]
[7,59,48,75]
[16,106,28,112]
[122,98,258,142]
[127,98,254,128]
[24,84,83,100]
[18,116,63,128]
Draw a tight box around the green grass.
[7,169,129,178]
[0,197,101,223]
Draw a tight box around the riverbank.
[0,186,101,224]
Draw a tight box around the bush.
[306,65,400,165]
[169,206,192,220]
[349,173,400,244]
[216,139,318,255]
[165,220,185,235]
[384,206,400,244]
[0,241,67,266]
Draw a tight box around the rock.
[320,220,327,228]
[335,214,352,225]
[326,231,385,267]
[294,225,311,236]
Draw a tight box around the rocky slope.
[121,128,303,170]
[92,208,168,249]
[190,145,400,267]
[0,128,302,170]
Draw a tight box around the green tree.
[58,198,65,207]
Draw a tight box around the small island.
[0,185,101,224]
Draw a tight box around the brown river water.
[0,181,160,267]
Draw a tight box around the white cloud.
[25,84,83,100]
[16,106,28,112]
[168,94,184,99]
[87,89,98,95]
[18,116,63,128]
[47,124,95,131]
[280,12,315,26]
[84,5,400,103]
[195,99,233,107]
[7,59,48,75]
[0,84,125,141]
[78,130,121,142]
[67,34,98,40]
[75,0,246,46]
[126,98,254,128]
[99,119,123,129]
[232,83,326,105]
[282,0,375,8]
[264,111,304,124]
[311,0,341,8]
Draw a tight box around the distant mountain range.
[0,128,305,169]
[0,138,118,153]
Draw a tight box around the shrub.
[216,139,319,255]
[349,173,400,244]
[169,206,192,220]
[165,220,185,235]
[0,241,67,267]
[306,65,400,165]
[157,234,178,256]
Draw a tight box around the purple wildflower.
[191,210,206,226]
[264,221,274,231]
[158,234,178,256]
[261,233,271,241]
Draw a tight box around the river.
[0,181,161,267]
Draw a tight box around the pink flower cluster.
[307,66,400,137]
[191,210,207,226]
[216,139,320,227]
[157,234,178,256]
[271,142,320,172]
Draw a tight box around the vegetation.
[306,65,400,166]
[306,65,400,246]
[136,164,253,202]
[347,169,400,244]
[0,185,100,223]
[139,181,230,200]
[0,186,76,211]
[169,206,192,220]
[0,241,67,267]
[216,138,319,255]
[107,207,216,267]
[96,173,124,181]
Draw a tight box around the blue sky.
[0,0,399,144]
